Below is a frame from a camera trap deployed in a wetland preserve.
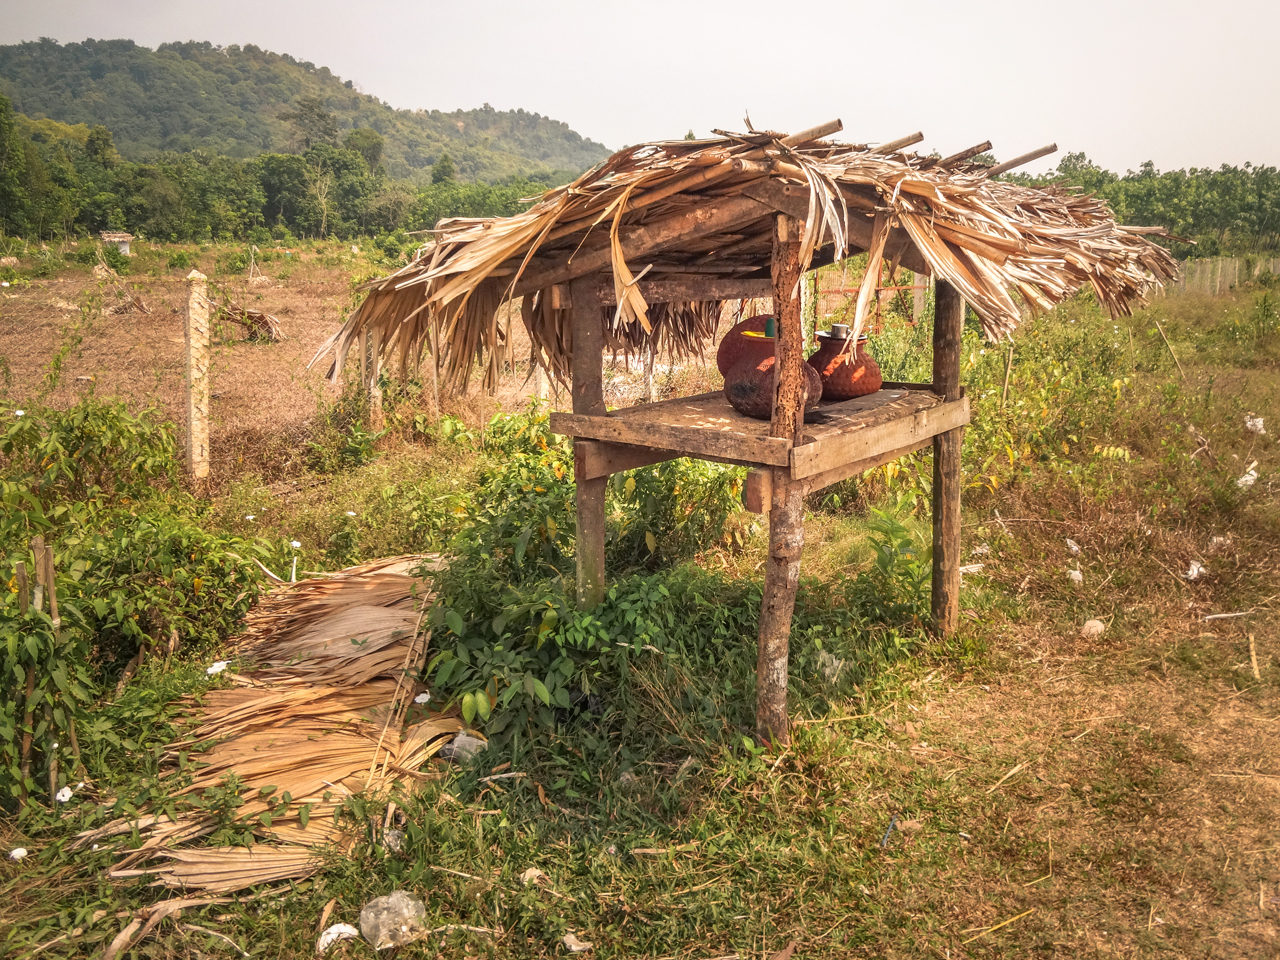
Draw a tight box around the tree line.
[0,93,563,244]
[3,92,1279,256]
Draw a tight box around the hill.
[0,38,610,180]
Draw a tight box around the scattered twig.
[985,760,1029,795]
[961,907,1036,944]
[476,771,527,784]
[426,924,499,938]
[879,815,898,848]
[1249,633,1262,681]
[179,923,249,957]
[1204,611,1253,621]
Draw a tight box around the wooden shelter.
[314,121,1177,743]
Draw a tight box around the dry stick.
[1000,343,1014,410]
[961,907,1037,945]
[1249,634,1261,682]
[1153,319,1186,380]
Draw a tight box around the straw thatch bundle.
[312,123,1178,391]
[76,557,465,895]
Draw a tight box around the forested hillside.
[0,38,609,180]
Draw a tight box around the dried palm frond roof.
[312,120,1179,391]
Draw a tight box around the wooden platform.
[550,384,970,484]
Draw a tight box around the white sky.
[6,0,1278,173]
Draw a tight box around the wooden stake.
[1000,342,1014,410]
[1153,319,1186,381]
[931,280,964,639]
[184,270,210,480]
[571,276,607,608]
[756,214,806,746]
[368,327,385,429]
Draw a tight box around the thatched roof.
[313,122,1179,390]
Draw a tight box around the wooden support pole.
[184,270,210,480]
[931,280,965,639]
[756,214,806,746]
[571,276,607,609]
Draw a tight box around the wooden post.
[368,327,385,430]
[931,280,965,639]
[571,276,607,608]
[184,270,210,480]
[756,215,806,746]
[912,270,926,323]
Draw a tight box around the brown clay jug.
[807,326,882,400]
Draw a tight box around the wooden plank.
[931,278,965,639]
[577,440,682,480]
[570,275,607,609]
[798,437,933,497]
[550,410,793,466]
[790,394,969,478]
[595,276,773,305]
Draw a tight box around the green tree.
[431,152,456,184]
[0,94,29,233]
[279,96,339,151]
[343,127,384,171]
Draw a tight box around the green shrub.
[0,398,176,504]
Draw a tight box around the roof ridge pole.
[756,214,806,747]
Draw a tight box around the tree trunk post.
[184,270,210,480]
[931,279,964,638]
[756,215,806,746]
[570,276,607,608]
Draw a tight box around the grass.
[1,261,1278,958]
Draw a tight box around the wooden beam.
[595,276,773,305]
[937,141,992,166]
[745,438,934,513]
[514,195,774,296]
[570,276,607,609]
[985,143,1058,178]
[874,131,924,154]
[931,279,965,639]
[782,119,843,146]
[756,214,806,747]
[576,440,682,480]
[740,180,930,274]
[789,395,969,479]
[549,408,792,466]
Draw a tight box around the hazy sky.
[7,0,1278,172]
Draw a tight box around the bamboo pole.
[756,214,806,746]
[184,270,210,480]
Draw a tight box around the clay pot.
[716,314,774,376]
[723,350,823,420]
[807,331,882,400]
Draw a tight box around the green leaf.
[445,609,465,635]
[461,692,476,725]
[532,678,551,706]
[475,692,491,721]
